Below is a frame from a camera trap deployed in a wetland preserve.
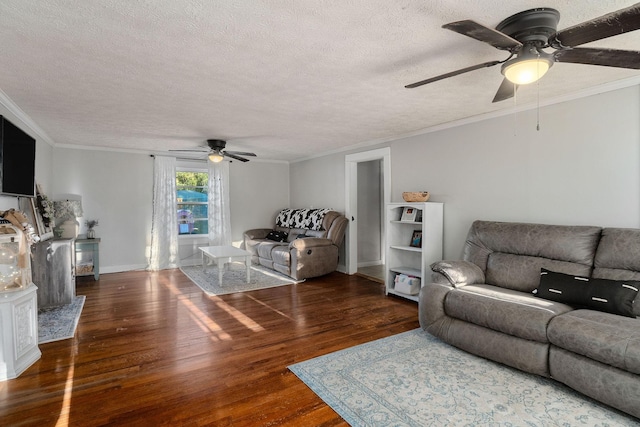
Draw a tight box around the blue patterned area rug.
[180,263,302,296]
[38,296,85,344]
[289,329,637,426]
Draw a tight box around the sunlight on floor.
[210,296,265,332]
[245,294,294,321]
[55,340,77,427]
[161,277,232,341]
[159,272,266,339]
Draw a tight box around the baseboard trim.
[99,264,148,274]
[179,259,202,268]
[357,260,383,268]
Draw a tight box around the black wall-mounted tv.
[0,116,36,198]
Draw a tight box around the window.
[176,170,208,235]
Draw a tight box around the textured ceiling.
[0,1,639,162]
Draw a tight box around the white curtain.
[208,160,231,246]
[148,156,179,271]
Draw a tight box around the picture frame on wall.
[32,198,46,236]
[35,183,54,240]
[401,207,417,222]
[410,230,422,248]
[18,197,40,234]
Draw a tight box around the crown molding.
[0,88,56,146]
[55,143,289,164]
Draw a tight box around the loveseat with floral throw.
[243,208,348,280]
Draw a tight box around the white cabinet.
[385,202,443,302]
[32,238,75,309]
[0,284,41,381]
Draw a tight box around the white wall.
[291,85,640,260]
[52,148,154,272]
[34,138,53,196]
[228,160,290,236]
[51,149,290,272]
[290,154,346,209]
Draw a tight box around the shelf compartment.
[389,266,421,278]
[390,245,421,252]
[386,289,419,302]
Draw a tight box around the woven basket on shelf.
[402,191,430,202]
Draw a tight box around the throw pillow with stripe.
[534,268,639,317]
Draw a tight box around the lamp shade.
[54,200,83,220]
[503,58,551,85]
[208,153,224,163]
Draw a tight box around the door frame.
[344,147,391,275]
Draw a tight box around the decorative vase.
[60,219,79,239]
[86,228,96,239]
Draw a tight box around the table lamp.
[54,200,83,238]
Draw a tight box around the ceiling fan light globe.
[503,58,551,85]
[208,153,224,163]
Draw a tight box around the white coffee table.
[199,245,252,284]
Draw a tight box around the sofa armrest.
[244,228,272,240]
[419,282,455,335]
[289,237,338,280]
[430,260,485,288]
[289,237,334,250]
[243,228,273,255]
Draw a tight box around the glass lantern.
[0,223,31,292]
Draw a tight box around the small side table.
[75,236,100,280]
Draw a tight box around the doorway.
[344,148,391,281]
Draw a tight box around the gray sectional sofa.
[420,220,640,419]
[244,208,348,280]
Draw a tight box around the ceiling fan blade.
[168,149,208,152]
[225,151,257,157]
[554,47,640,69]
[553,3,640,47]
[492,78,518,103]
[405,60,501,88]
[443,20,522,51]
[223,152,250,162]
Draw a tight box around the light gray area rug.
[289,329,637,426]
[180,263,300,296]
[38,296,85,344]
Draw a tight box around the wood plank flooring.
[0,269,419,426]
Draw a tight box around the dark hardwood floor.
[0,269,419,426]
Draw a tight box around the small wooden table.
[199,246,252,284]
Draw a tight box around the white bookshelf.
[385,202,443,302]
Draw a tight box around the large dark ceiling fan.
[170,139,257,163]
[405,3,640,102]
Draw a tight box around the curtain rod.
[149,155,235,163]
[149,154,207,162]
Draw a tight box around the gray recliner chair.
[244,209,348,280]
